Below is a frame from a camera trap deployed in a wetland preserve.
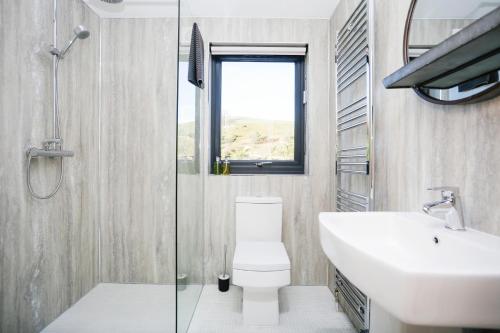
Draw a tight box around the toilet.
[232,196,291,326]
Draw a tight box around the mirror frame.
[403,0,500,105]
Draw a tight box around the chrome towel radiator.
[335,269,370,333]
[334,0,373,331]
[335,0,373,200]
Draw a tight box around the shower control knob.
[42,138,63,150]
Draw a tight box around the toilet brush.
[218,245,230,292]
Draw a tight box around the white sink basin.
[319,212,500,329]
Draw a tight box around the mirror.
[404,0,500,104]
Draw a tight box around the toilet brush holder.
[218,273,230,292]
[218,244,230,292]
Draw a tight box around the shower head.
[73,25,90,39]
[54,25,90,59]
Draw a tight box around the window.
[211,54,306,174]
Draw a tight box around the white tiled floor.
[41,283,356,333]
[42,283,176,333]
[178,284,204,333]
[187,285,357,333]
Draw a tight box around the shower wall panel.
[99,18,177,283]
[0,1,100,332]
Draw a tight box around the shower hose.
[26,150,64,200]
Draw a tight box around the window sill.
[208,173,308,177]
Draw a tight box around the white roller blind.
[210,44,307,56]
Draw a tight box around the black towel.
[188,23,204,89]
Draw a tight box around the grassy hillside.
[178,117,294,161]
[220,117,294,160]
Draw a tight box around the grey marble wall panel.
[178,17,332,285]
[328,0,500,329]
[409,19,474,46]
[0,1,100,332]
[372,0,500,236]
[99,18,177,284]
[177,174,204,284]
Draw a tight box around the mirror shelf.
[383,6,500,102]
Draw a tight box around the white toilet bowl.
[233,241,291,325]
[232,197,291,326]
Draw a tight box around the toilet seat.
[233,242,291,290]
[233,242,290,272]
[233,269,290,289]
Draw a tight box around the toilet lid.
[233,241,291,272]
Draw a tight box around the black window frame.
[210,54,306,175]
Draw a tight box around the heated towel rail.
[335,0,373,213]
[334,0,373,331]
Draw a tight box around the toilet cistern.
[422,187,465,231]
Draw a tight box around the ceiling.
[182,0,340,19]
[84,0,178,18]
[84,0,340,19]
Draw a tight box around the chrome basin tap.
[423,187,465,231]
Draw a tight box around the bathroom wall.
[372,0,500,236]
[0,1,100,332]
[99,17,178,284]
[179,17,333,285]
[409,19,474,46]
[329,0,500,330]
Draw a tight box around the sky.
[178,60,296,124]
[221,61,295,122]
